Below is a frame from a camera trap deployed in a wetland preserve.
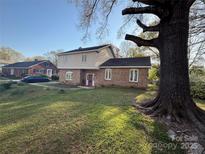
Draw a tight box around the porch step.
[78,86,95,89]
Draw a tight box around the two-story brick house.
[58,44,151,88]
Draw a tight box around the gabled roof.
[60,44,109,54]
[3,60,46,68]
[100,57,151,68]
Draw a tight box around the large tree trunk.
[157,3,193,120]
[122,0,205,138]
[141,3,205,134]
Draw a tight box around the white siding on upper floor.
[57,46,115,69]
[95,48,114,67]
[58,51,98,69]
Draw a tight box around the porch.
[80,70,96,87]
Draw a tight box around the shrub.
[148,65,160,82]
[58,89,65,94]
[190,81,205,100]
[51,75,59,81]
[39,75,49,78]
[0,82,13,92]
[17,82,26,86]
[2,82,13,89]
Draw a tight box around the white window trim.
[47,69,53,77]
[86,73,95,86]
[65,71,73,80]
[10,68,14,75]
[82,55,87,62]
[104,69,112,80]
[129,69,139,82]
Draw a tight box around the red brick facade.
[59,69,81,85]
[2,68,28,77]
[58,68,149,88]
[2,61,57,77]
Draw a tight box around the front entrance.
[10,69,14,75]
[47,69,53,77]
[86,73,94,86]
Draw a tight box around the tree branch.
[133,0,164,6]
[137,19,160,32]
[122,6,164,18]
[125,34,159,48]
[187,0,196,7]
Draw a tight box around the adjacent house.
[2,60,57,77]
[0,60,10,74]
[58,44,151,88]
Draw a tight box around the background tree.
[120,41,146,57]
[71,0,205,141]
[189,0,205,67]
[0,47,24,63]
[24,56,45,61]
[44,50,63,66]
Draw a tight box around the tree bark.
[123,0,205,136]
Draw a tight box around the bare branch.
[137,19,160,32]
[125,34,159,48]
[133,0,164,6]
[187,0,196,7]
[122,6,165,18]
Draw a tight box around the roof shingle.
[3,60,45,68]
[60,44,109,54]
[100,57,151,67]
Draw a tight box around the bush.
[17,82,26,86]
[148,65,160,82]
[39,75,49,78]
[190,81,205,99]
[51,75,59,81]
[2,82,13,89]
[58,89,65,94]
[0,82,13,92]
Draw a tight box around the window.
[82,55,87,62]
[129,69,139,82]
[66,71,73,80]
[104,69,112,80]
[10,69,14,75]
[34,69,45,74]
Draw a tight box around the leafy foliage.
[190,67,205,99]
[148,65,159,81]
[191,81,205,99]
[51,75,59,81]
[0,82,13,92]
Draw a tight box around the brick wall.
[59,68,149,88]
[58,69,81,85]
[2,68,28,77]
[28,62,57,76]
[83,68,148,88]
[2,61,57,77]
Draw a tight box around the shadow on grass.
[0,85,184,153]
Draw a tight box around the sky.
[0,0,131,57]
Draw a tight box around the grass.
[195,99,205,110]
[0,84,185,154]
[136,84,205,110]
[0,77,10,84]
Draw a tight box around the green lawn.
[136,84,205,111]
[0,77,10,84]
[0,84,185,154]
